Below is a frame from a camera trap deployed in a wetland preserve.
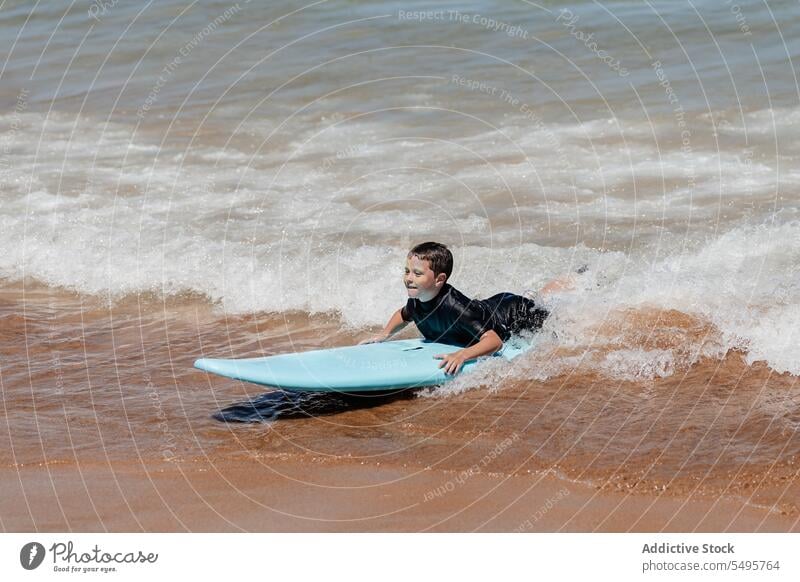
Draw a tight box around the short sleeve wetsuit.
[400,283,549,347]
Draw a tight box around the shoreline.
[2,457,796,532]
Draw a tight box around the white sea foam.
[599,349,675,381]
[546,221,800,377]
[2,106,799,379]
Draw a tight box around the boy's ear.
[435,273,447,285]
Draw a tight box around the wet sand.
[2,458,797,532]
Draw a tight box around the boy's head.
[404,242,453,302]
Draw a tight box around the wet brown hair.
[408,241,453,279]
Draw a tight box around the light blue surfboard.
[194,338,530,392]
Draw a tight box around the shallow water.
[1,282,798,516]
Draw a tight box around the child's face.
[404,255,446,302]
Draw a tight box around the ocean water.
[2,0,800,514]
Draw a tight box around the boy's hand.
[434,350,471,375]
[359,334,388,345]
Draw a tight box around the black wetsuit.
[400,283,549,347]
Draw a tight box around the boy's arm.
[434,329,503,375]
[359,308,408,344]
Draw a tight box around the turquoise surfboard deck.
[194,338,530,393]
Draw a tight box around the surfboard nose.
[194,358,221,373]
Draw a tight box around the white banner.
[1,534,797,581]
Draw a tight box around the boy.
[362,242,560,375]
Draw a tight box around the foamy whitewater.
[2,0,800,385]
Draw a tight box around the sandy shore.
[2,458,796,532]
